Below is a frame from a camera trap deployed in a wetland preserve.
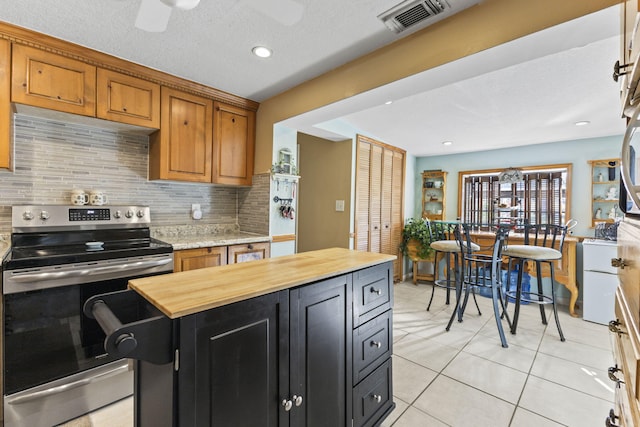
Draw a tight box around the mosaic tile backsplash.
[0,114,269,234]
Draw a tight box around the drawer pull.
[281,399,292,411]
[609,320,625,335]
[293,394,303,407]
[611,258,627,269]
[370,288,382,295]
[371,394,382,403]
[607,366,625,387]
[370,340,382,348]
[606,415,620,427]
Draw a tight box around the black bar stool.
[502,223,567,342]
[427,221,481,314]
[446,223,512,348]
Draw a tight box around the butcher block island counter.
[90,248,396,427]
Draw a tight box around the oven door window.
[4,278,127,395]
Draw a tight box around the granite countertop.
[151,225,270,250]
[159,231,271,250]
[129,248,396,319]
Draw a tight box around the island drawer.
[353,309,392,384]
[352,262,392,326]
[353,358,393,427]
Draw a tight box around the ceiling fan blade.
[135,0,173,32]
[242,0,304,26]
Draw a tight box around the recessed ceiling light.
[575,120,590,126]
[252,46,272,58]
[384,101,393,105]
[442,141,453,146]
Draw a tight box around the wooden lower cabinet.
[172,246,227,272]
[227,242,270,264]
[135,262,394,427]
[173,242,270,272]
[610,218,640,426]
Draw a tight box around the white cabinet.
[582,240,618,325]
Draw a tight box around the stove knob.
[39,211,50,221]
[113,210,122,219]
[136,210,145,218]
[125,210,134,219]
[22,211,34,221]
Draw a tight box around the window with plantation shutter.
[460,165,570,228]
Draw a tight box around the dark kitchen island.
[94,248,396,427]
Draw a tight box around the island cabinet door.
[288,274,353,427]
[177,290,290,427]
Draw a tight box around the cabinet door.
[369,144,383,253]
[227,242,270,264]
[173,247,227,272]
[11,44,96,116]
[390,151,405,280]
[289,274,352,427]
[355,140,371,251]
[149,87,213,182]
[213,101,255,186]
[0,38,10,170]
[179,291,289,427]
[96,68,160,128]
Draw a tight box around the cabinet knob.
[371,394,382,404]
[606,410,620,427]
[370,287,382,295]
[370,340,382,348]
[611,258,627,269]
[293,394,303,407]
[248,244,253,250]
[609,319,625,335]
[281,399,293,411]
[607,366,624,387]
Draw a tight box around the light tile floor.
[384,281,615,427]
[60,280,615,427]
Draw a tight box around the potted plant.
[399,218,434,261]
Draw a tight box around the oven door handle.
[5,362,130,405]
[86,257,172,276]
[9,269,91,282]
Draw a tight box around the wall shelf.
[588,158,621,227]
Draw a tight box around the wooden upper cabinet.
[213,101,255,186]
[0,38,11,170]
[149,87,213,182]
[96,68,160,128]
[11,44,96,116]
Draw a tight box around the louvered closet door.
[369,145,383,253]
[356,141,371,251]
[380,149,393,256]
[390,151,405,281]
[354,135,405,281]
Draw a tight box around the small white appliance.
[582,239,618,325]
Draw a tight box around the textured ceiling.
[0,1,627,156]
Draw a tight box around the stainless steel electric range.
[2,205,173,427]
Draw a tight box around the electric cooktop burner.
[4,205,173,270]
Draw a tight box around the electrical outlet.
[335,200,345,212]
[191,203,202,220]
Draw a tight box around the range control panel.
[12,205,151,230]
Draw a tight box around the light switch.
[335,200,345,212]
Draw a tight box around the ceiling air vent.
[378,0,479,34]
